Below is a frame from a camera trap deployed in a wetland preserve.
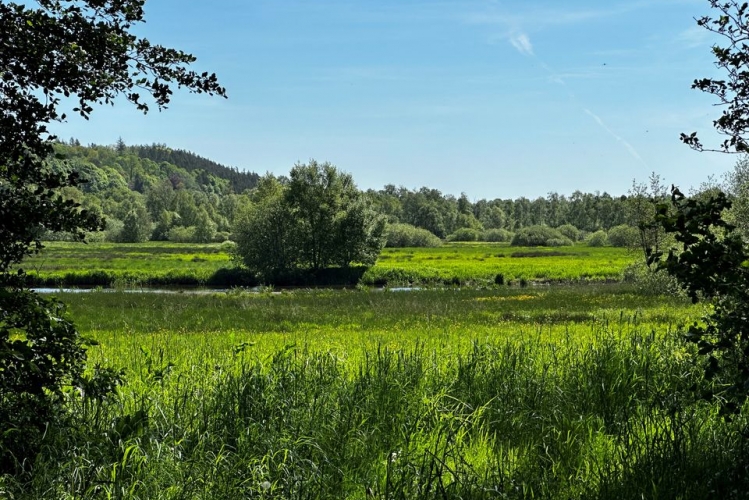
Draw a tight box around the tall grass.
[5,287,746,498]
[6,322,748,499]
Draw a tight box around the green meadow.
[369,243,633,285]
[23,241,634,287]
[7,242,749,499]
[7,285,749,499]
[21,242,233,287]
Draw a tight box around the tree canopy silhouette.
[0,0,225,472]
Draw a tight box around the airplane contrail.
[509,34,648,167]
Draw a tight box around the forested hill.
[45,141,682,247]
[55,140,259,195]
[130,143,259,193]
[44,141,264,244]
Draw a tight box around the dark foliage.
[682,1,749,153]
[0,287,85,472]
[652,188,749,413]
[0,0,224,471]
[132,144,259,193]
[661,1,749,416]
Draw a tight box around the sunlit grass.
[8,285,749,499]
[64,287,699,409]
[10,286,745,499]
[366,243,633,285]
[24,241,637,287]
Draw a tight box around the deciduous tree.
[0,0,225,471]
[657,0,749,415]
[286,161,385,271]
[682,1,749,153]
[234,163,385,281]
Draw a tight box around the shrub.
[607,224,639,248]
[119,206,151,243]
[385,223,442,248]
[41,229,106,243]
[103,217,124,242]
[447,227,480,242]
[193,210,217,243]
[556,224,581,242]
[511,225,572,247]
[622,261,684,296]
[586,230,608,247]
[220,240,237,252]
[83,230,106,243]
[481,228,514,242]
[547,238,574,247]
[167,226,197,243]
[1,290,121,472]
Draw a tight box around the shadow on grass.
[25,266,370,289]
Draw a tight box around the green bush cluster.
[385,223,442,247]
[511,225,573,247]
[448,228,516,243]
[167,226,196,243]
[607,224,640,248]
[556,223,581,242]
[586,230,608,247]
[622,261,684,296]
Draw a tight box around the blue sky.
[51,0,737,199]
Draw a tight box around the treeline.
[46,142,676,247]
[369,186,630,238]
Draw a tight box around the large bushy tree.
[0,0,225,472]
[234,163,385,281]
[286,160,385,271]
[233,177,301,281]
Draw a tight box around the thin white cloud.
[509,33,533,56]
[584,108,647,165]
[464,8,608,28]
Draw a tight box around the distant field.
[367,243,634,285]
[22,241,637,287]
[22,241,235,287]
